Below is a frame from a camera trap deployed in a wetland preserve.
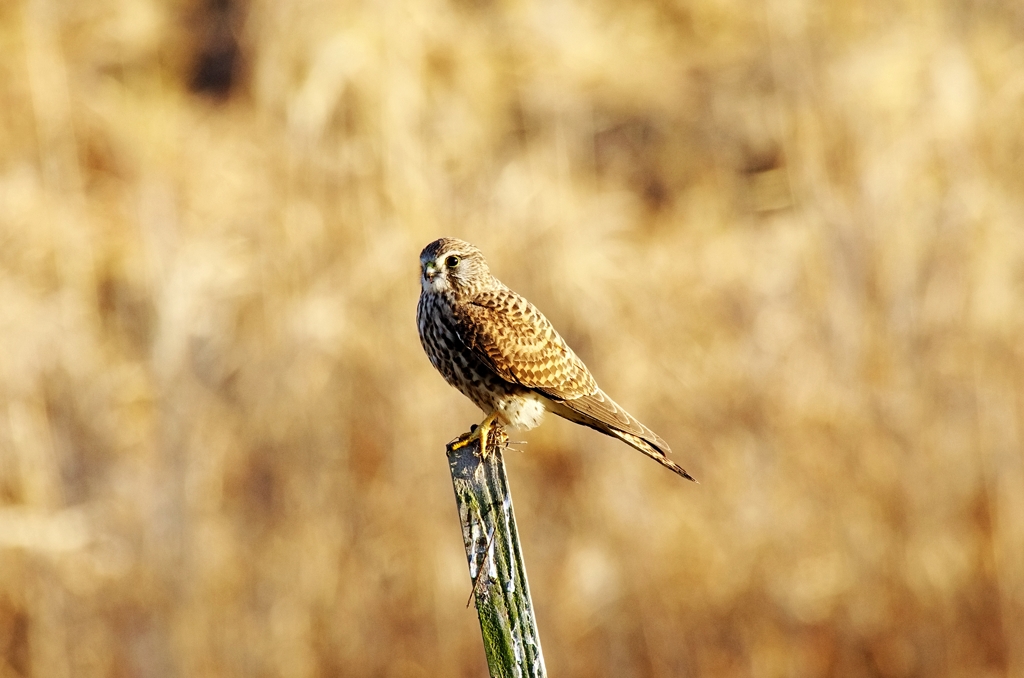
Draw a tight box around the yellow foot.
[449,427,480,452]
[450,413,500,459]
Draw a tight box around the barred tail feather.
[544,391,697,482]
[606,429,697,482]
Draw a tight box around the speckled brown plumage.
[417,237,694,481]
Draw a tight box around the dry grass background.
[1,0,1023,676]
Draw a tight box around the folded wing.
[454,287,694,481]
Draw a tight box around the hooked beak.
[423,261,438,281]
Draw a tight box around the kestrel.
[417,237,695,481]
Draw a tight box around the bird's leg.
[450,411,499,459]
[476,412,496,459]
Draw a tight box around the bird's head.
[419,238,492,297]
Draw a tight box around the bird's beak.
[423,261,438,281]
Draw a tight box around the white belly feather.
[495,392,547,430]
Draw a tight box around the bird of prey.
[416,237,694,481]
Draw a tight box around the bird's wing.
[456,287,692,480]
[457,288,653,434]
[452,286,692,483]
[455,287,597,399]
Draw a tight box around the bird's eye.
[445,255,461,268]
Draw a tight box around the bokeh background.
[1,0,1023,676]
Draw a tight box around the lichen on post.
[446,421,547,678]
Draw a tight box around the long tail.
[545,391,697,482]
[605,429,697,482]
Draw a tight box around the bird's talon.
[449,430,477,452]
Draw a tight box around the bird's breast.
[418,290,542,424]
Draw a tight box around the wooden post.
[446,422,547,678]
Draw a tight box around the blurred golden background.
[1,0,1023,675]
